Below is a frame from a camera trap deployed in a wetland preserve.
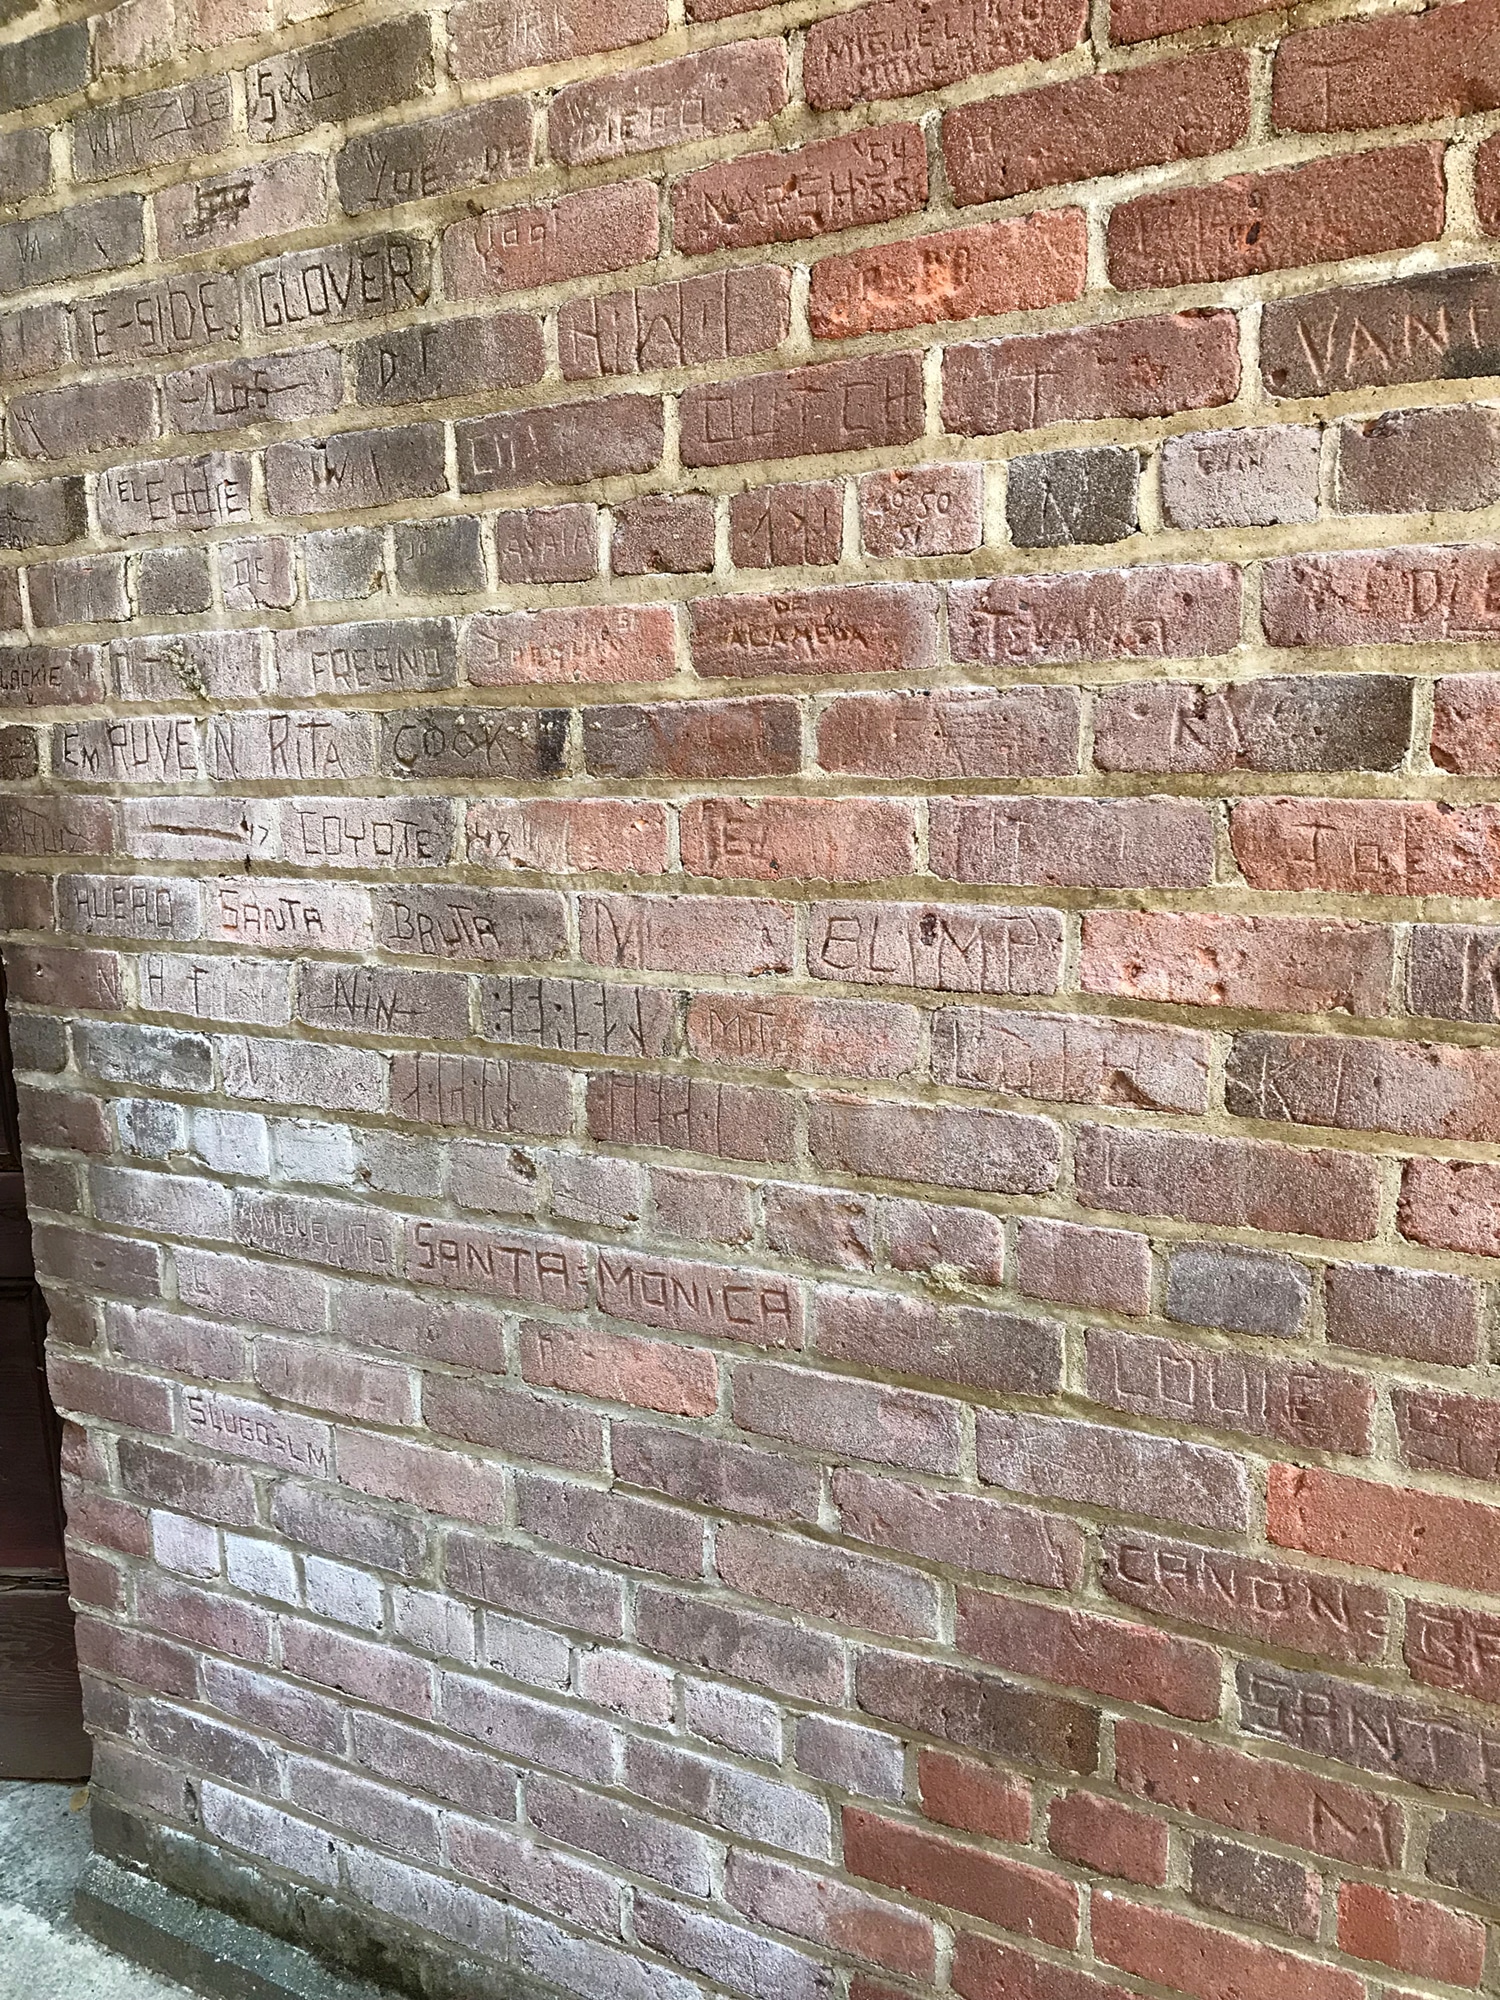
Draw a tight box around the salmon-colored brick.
[809,211,1087,339]
[1093,1894,1363,2000]
[444,182,659,298]
[1336,1882,1485,1987]
[1268,1463,1500,1595]
[1111,0,1267,42]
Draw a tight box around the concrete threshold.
[0,1784,396,2000]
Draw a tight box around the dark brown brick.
[1337,404,1500,515]
[73,76,233,180]
[1262,265,1500,398]
[0,197,143,299]
[336,98,532,214]
[246,17,435,141]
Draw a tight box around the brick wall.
[5,0,1500,1992]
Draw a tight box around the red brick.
[1266,544,1500,650]
[857,464,983,560]
[978,1411,1248,1531]
[1048,1790,1168,1885]
[3,945,122,1011]
[1114,1719,1402,1866]
[1189,1837,1320,1940]
[1324,1260,1480,1366]
[559,267,790,382]
[465,605,675,687]
[440,1674,616,1783]
[467,801,669,877]
[687,994,921,1081]
[519,1320,717,1417]
[1233,797,1500,898]
[1110,146,1445,290]
[844,1808,1078,1946]
[444,1818,620,1933]
[1226,1027,1500,1143]
[810,210,1086,339]
[1400,1157,1500,1256]
[1479,131,1500,234]
[1336,1882,1485,1987]
[1093,1894,1361,2000]
[803,0,1086,110]
[281,1620,432,1718]
[1434,675,1500,774]
[588,1074,795,1166]
[818,687,1076,780]
[581,891,793,976]
[614,1422,817,1526]
[729,481,842,568]
[1406,1600,1500,1704]
[445,181,658,298]
[957,1590,1222,1721]
[337,1426,509,1528]
[1080,911,1393,1017]
[680,354,924,470]
[518,1472,704,1581]
[456,394,664,494]
[692,581,935,676]
[680,798,917,883]
[445,1534,622,1639]
[734,1361,962,1475]
[950,563,1239,667]
[811,1094,1060,1197]
[944,312,1239,436]
[610,495,715,578]
[1015,1219,1152,1316]
[947,52,1250,204]
[954,1938,1133,2000]
[674,127,926,255]
[1102,1527,1390,1664]
[883,1199,1006,1287]
[1395,1385,1500,1482]
[549,39,786,166]
[931,796,1215,890]
[935,1007,1209,1115]
[75,75,233,179]
[623,1736,829,1853]
[1074,1123,1381,1242]
[1269,1463,1500,1595]
[1276,0,1500,134]
[638,1584,845,1702]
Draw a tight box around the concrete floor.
[0,1782,195,1999]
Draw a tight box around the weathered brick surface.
[6,0,1500,1992]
